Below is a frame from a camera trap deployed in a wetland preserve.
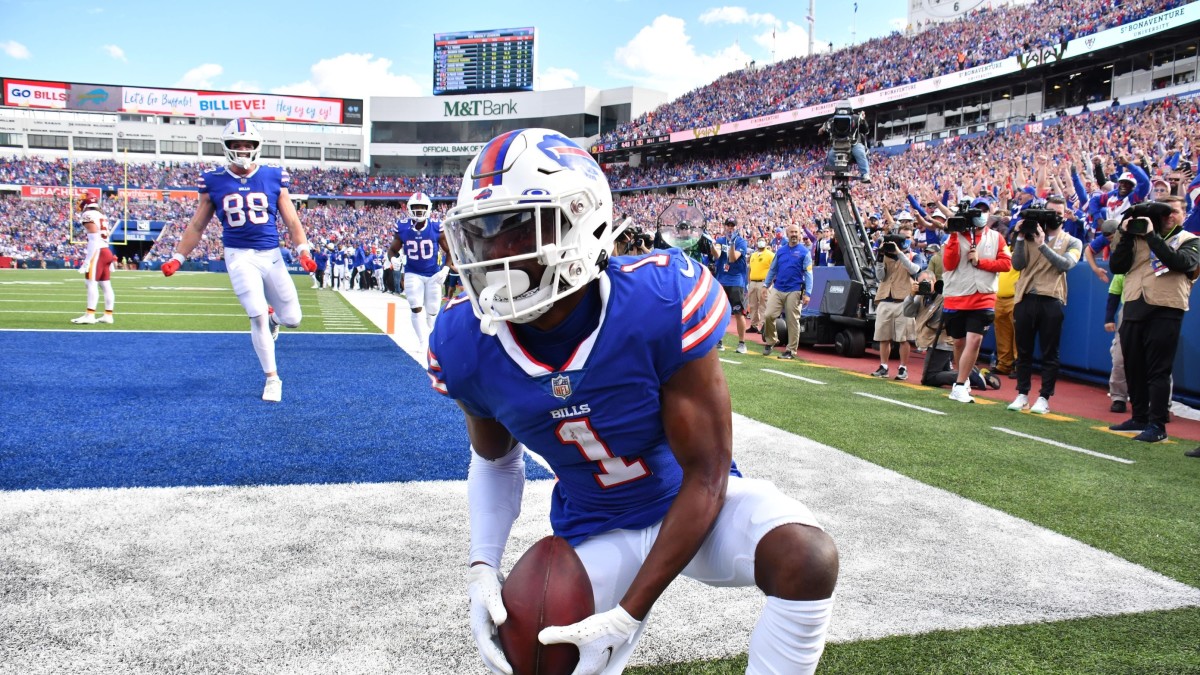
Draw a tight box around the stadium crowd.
[599,0,1187,144]
[2,96,1197,268]
[0,156,460,197]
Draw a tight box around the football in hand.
[498,535,595,675]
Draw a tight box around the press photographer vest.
[1014,232,1078,304]
[875,253,914,302]
[943,229,1002,298]
[1122,229,1198,311]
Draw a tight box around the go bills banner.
[3,78,351,125]
[666,2,1200,144]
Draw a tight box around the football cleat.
[268,307,280,341]
[262,378,282,402]
[97,314,114,324]
[71,313,97,324]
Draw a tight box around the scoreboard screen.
[433,26,536,96]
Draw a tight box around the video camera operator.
[1007,196,1082,415]
[819,101,871,183]
[942,200,1013,403]
[870,222,921,380]
[1108,197,1200,446]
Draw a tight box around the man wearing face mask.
[747,235,775,335]
[1108,197,1200,446]
[1007,196,1082,415]
[870,220,921,380]
[942,202,1013,404]
[761,225,813,360]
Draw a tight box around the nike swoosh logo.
[680,257,695,278]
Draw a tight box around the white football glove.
[538,605,642,675]
[467,564,512,675]
[433,265,451,284]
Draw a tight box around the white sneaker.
[1030,396,1050,414]
[71,313,97,324]
[1007,393,1028,411]
[97,314,113,324]
[262,377,282,402]
[948,383,975,403]
[736,342,747,354]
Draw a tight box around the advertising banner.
[4,78,67,109]
[20,186,101,200]
[3,78,359,125]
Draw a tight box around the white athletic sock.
[99,280,114,311]
[85,280,99,311]
[249,313,277,374]
[410,311,428,348]
[747,596,834,675]
[426,310,439,329]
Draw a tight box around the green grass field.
[0,268,378,332]
[4,267,1199,673]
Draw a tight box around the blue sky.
[0,1,907,100]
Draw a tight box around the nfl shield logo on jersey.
[551,374,572,400]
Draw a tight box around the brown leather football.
[498,536,595,675]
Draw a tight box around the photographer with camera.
[903,271,1001,391]
[712,217,750,353]
[942,200,1013,403]
[1007,196,1082,414]
[819,101,871,183]
[1108,197,1200,446]
[870,220,921,380]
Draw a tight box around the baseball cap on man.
[971,197,992,210]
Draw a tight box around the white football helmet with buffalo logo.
[443,128,615,334]
[221,118,263,170]
[407,191,433,225]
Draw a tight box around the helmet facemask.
[447,191,606,334]
[408,192,433,225]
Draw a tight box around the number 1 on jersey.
[556,418,650,488]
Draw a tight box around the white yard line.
[762,368,826,385]
[991,427,1135,464]
[855,391,946,414]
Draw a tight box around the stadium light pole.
[807,0,816,57]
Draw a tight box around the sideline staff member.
[1108,197,1199,444]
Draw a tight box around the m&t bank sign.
[443,99,519,117]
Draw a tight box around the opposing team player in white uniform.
[430,129,839,675]
[162,118,318,402]
[72,194,118,324]
[389,191,452,350]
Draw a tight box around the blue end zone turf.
[0,331,553,490]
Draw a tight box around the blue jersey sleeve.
[674,253,729,374]
[427,295,493,418]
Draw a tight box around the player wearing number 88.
[432,129,838,675]
[161,118,317,402]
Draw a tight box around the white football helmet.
[444,128,615,334]
[408,192,433,226]
[221,118,263,170]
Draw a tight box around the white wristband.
[171,253,186,264]
[297,243,312,254]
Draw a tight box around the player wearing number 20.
[389,191,453,352]
[430,129,838,675]
[162,118,317,402]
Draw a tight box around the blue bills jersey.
[198,166,289,251]
[428,249,731,545]
[394,219,443,276]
